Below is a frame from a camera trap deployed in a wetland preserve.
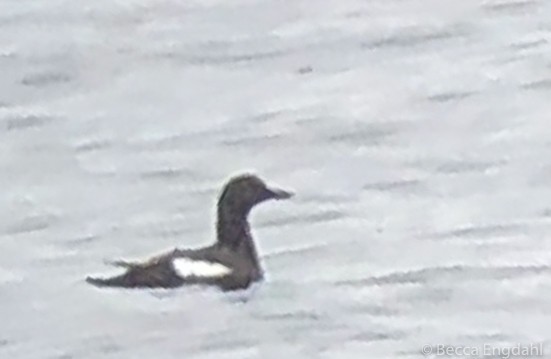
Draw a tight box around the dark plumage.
[86,174,293,291]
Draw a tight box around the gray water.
[1,0,551,358]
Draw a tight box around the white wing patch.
[172,258,232,278]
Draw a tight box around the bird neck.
[216,207,262,277]
[216,204,255,252]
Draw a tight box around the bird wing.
[87,249,182,288]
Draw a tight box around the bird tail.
[86,274,130,288]
[103,259,138,269]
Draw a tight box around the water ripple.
[195,332,256,353]
[348,303,399,317]
[220,133,284,148]
[363,179,425,194]
[256,309,322,322]
[73,139,113,153]
[258,210,346,228]
[21,71,71,87]
[325,121,404,147]
[482,0,540,13]
[427,91,477,103]
[434,159,505,175]
[363,27,461,50]
[5,214,57,235]
[139,167,195,181]
[425,222,527,240]
[351,330,406,343]
[337,264,551,287]
[521,79,551,91]
[155,47,289,66]
[2,113,56,132]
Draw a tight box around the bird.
[86,173,293,291]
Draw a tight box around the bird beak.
[265,187,294,200]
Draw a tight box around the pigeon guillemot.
[86,174,293,291]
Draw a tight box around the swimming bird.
[86,174,293,291]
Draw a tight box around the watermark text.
[421,343,544,358]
